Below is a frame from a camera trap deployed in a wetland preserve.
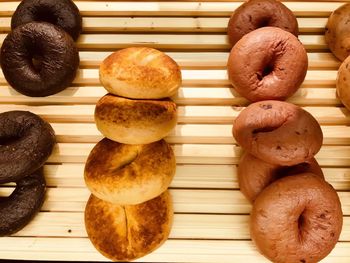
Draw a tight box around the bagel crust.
[233,101,323,166]
[85,191,173,261]
[251,173,343,263]
[95,94,177,144]
[99,47,182,99]
[84,139,176,205]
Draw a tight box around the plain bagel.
[85,191,173,261]
[84,138,176,205]
[95,94,177,145]
[233,101,323,166]
[99,47,182,99]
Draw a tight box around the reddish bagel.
[251,173,343,263]
[238,152,324,203]
[233,101,323,166]
[227,27,307,102]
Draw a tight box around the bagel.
[227,27,307,102]
[227,0,298,46]
[233,101,323,166]
[95,94,177,145]
[84,139,176,205]
[251,173,343,263]
[85,191,173,261]
[99,47,182,99]
[238,152,324,203]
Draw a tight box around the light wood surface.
[0,0,350,262]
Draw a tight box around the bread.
[84,138,176,205]
[99,47,182,99]
[233,101,323,166]
[85,191,173,261]
[251,173,342,263]
[337,55,350,110]
[95,94,177,144]
[325,3,350,61]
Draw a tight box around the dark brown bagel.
[227,27,308,102]
[0,22,79,97]
[0,168,46,236]
[233,101,323,166]
[0,111,56,184]
[238,152,324,203]
[227,0,298,46]
[251,173,343,263]
[11,0,82,41]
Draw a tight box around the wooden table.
[0,1,350,262]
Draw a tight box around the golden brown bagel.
[84,138,176,205]
[336,55,350,110]
[325,3,350,61]
[99,47,182,99]
[95,94,177,144]
[85,191,173,261]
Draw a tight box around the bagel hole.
[256,64,274,81]
[257,18,270,28]
[298,212,306,240]
[0,135,21,146]
[34,9,58,25]
[252,126,277,134]
[31,55,43,72]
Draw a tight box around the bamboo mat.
[1,1,350,262]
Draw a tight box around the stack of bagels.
[0,0,81,97]
[227,1,343,262]
[83,47,182,261]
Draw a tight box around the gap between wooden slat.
[0,34,328,50]
[0,104,348,125]
[0,86,340,106]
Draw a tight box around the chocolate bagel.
[84,138,176,205]
[0,111,55,184]
[227,0,298,46]
[85,191,173,261]
[0,168,46,236]
[227,27,308,102]
[233,101,323,166]
[251,173,343,263]
[238,152,324,203]
[0,22,79,97]
[11,0,82,41]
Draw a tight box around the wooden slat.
[0,34,328,51]
[12,212,350,242]
[0,104,349,125]
[0,2,344,17]
[49,123,350,146]
[0,17,327,33]
[0,86,340,106]
[39,163,350,191]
